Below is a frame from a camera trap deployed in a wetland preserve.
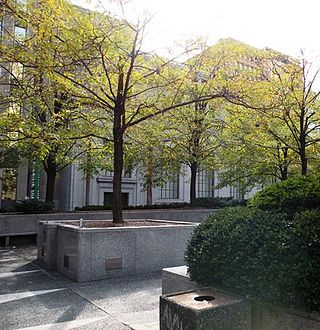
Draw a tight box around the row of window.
[0,18,27,42]
[105,169,132,178]
[103,171,215,200]
[160,172,216,200]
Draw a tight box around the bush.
[250,175,320,213]
[15,199,54,213]
[0,207,15,213]
[75,202,191,211]
[186,206,320,311]
[194,197,247,208]
[75,205,112,211]
[75,199,246,211]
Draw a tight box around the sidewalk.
[0,246,160,330]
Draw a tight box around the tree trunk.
[190,162,198,206]
[300,153,308,175]
[85,172,91,206]
[45,167,56,204]
[281,147,288,180]
[44,154,57,204]
[280,166,288,181]
[146,163,153,205]
[146,182,152,206]
[112,69,125,223]
[146,153,153,205]
[112,126,124,223]
[299,111,308,175]
[300,139,308,175]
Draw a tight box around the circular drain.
[194,295,215,302]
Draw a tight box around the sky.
[72,0,320,62]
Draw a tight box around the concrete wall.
[37,222,58,270]
[42,220,197,282]
[162,266,200,295]
[0,208,214,238]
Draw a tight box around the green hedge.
[75,198,245,211]
[249,175,320,213]
[194,197,247,208]
[186,207,320,311]
[15,199,54,213]
[75,202,190,211]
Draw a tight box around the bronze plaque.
[41,245,46,256]
[64,255,69,268]
[105,257,122,270]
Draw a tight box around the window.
[105,170,113,177]
[0,18,3,39]
[11,62,24,80]
[14,25,26,43]
[104,192,129,207]
[197,171,214,198]
[104,168,132,178]
[160,175,179,199]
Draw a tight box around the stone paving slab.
[0,245,161,330]
[130,322,159,330]
[17,317,129,330]
[69,274,161,327]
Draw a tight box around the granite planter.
[160,289,251,330]
[38,219,197,282]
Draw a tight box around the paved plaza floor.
[0,246,160,330]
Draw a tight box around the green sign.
[31,160,40,200]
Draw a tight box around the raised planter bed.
[1,208,213,246]
[38,219,197,282]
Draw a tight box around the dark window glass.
[197,171,214,198]
[160,175,179,199]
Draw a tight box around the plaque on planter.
[105,257,122,270]
[63,255,69,268]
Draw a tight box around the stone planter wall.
[37,222,58,270]
[0,208,213,245]
[39,220,197,282]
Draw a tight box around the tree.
[258,55,320,175]
[0,0,94,203]
[217,103,298,192]
[201,40,319,192]
[176,39,281,196]
[127,117,180,205]
[49,4,231,222]
[164,99,222,205]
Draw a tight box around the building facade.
[5,163,255,211]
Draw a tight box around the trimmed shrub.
[186,207,320,311]
[75,202,190,211]
[0,207,15,213]
[75,198,245,211]
[194,197,247,208]
[15,199,54,213]
[250,175,320,213]
[75,205,112,211]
